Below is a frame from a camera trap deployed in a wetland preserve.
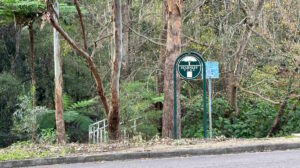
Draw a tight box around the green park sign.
[177,55,202,79]
[173,52,207,139]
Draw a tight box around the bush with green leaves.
[275,99,300,136]
[120,81,162,139]
[39,128,57,144]
[11,93,98,143]
[181,95,299,138]
[0,72,21,147]
[12,95,48,141]
[37,94,97,142]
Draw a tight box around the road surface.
[28,149,300,168]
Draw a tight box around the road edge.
[1,142,300,168]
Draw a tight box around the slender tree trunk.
[53,0,66,145]
[108,0,123,140]
[122,0,130,73]
[227,0,265,116]
[11,24,21,76]
[28,21,36,108]
[157,0,168,95]
[162,0,182,139]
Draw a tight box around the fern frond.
[62,94,72,110]
[67,98,97,111]
[36,110,55,129]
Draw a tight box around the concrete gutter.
[1,142,300,168]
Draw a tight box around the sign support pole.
[173,63,177,139]
[208,78,212,139]
[203,64,207,139]
[173,52,207,139]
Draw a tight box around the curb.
[1,142,300,168]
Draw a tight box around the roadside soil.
[1,136,300,161]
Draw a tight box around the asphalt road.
[28,149,300,168]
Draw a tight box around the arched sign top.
[175,52,206,80]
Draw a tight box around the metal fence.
[88,118,141,144]
[88,119,107,144]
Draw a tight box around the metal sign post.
[208,78,212,139]
[173,52,207,139]
[205,62,219,139]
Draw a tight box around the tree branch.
[125,24,166,46]
[239,86,280,105]
[73,0,88,51]
[46,0,110,115]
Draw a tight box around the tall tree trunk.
[157,0,168,95]
[53,0,66,145]
[108,0,123,140]
[28,21,36,108]
[11,24,21,76]
[162,0,182,139]
[122,0,130,73]
[227,0,265,116]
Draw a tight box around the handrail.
[88,117,142,144]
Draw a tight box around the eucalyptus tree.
[53,0,66,145]
[156,0,168,95]
[162,0,183,138]
[46,0,124,140]
[109,0,123,140]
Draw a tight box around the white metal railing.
[88,117,141,144]
[88,119,107,144]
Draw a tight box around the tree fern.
[0,0,78,25]
[62,94,72,110]
[37,110,92,132]
[67,98,97,111]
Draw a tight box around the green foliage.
[12,95,50,141]
[37,96,96,142]
[0,0,78,25]
[182,96,286,138]
[278,100,300,136]
[39,128,56,144]
[0,140,70,161]
[0,72,21,147]
[120,81,162,139]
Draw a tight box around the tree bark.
[53,0,66,145]
[162,0,182,139]
[28,21,36,108]
[108,0,123,140]
[157,0,168,95]
[227,0,265,116]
